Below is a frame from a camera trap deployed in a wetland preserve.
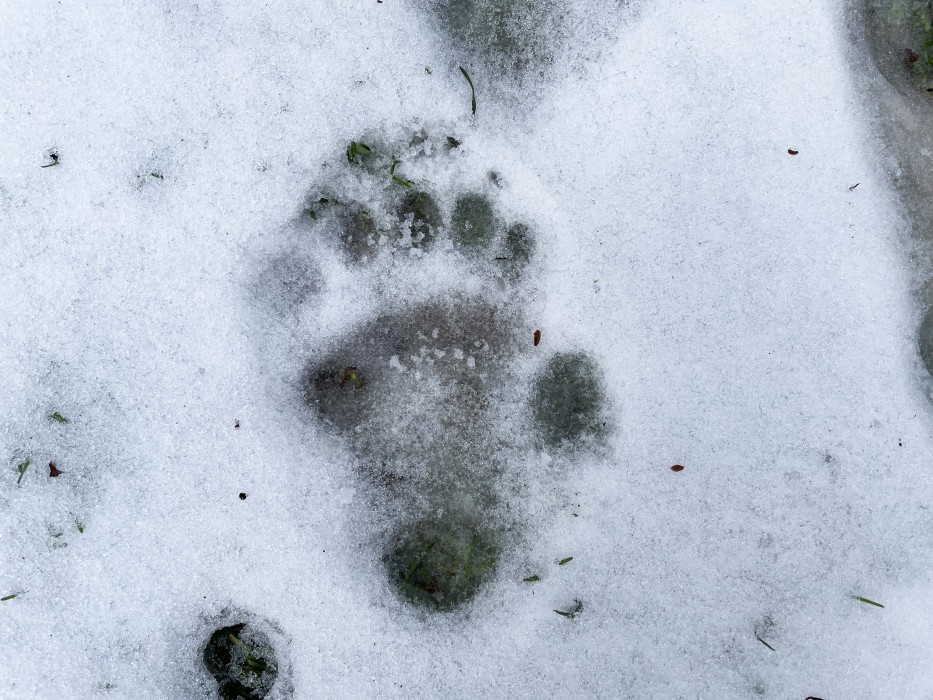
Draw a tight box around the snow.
[2,0,933,697]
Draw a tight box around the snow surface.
[2,0,933,697]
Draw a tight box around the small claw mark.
[533,330,541,347]
[670,464,685,472]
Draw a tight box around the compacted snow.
[2,0,933,697]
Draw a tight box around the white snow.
[2,0,932,698]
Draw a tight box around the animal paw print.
[860,0,933,96]
[426,0,563,76]
[200,613,291,700]
[258,122,609,611]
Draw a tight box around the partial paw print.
[417,0,632,96]
[253,123,610,611]
[424,0,565,77]
[199,612,292,700]
[299,128,537,281]
[860,0,933,96]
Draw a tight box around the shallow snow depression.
[2,0,932,697]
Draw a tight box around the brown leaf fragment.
[907,48,920,63]
[670,464,685,472]
[533,329,541,347]
[787,149,799,155]
[48,462,62,478]
[848,183,860,191]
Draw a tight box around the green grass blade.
[459,66,476,115]
[554,600,583,619]
[389,159,412,187]
[15,458,30,485]
[245,654,268,672]
[755,633,776,651]
[347,141,373,164]
[49,411,69,424]
[849,594,885,608]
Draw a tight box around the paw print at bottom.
[202,622,280,700]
